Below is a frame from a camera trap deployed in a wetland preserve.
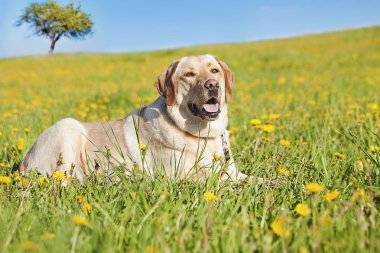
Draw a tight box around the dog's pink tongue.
[202,103,219,113]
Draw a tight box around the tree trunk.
[49,40,56,55]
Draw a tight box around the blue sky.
[0,0,379,58]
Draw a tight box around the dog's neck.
[159,97,227,138]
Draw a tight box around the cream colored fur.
[21,55,248,182]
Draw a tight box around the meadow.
[0,26,379,252]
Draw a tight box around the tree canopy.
[17,1,94,54]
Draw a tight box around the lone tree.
[17,1,93,54]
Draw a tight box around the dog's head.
[155,54,234,137]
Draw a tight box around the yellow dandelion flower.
[12,108,19,115]
[81,203,92,215]
[72,215,88,226]
[277,167,287,176]
[262,136,272,142]
[250,119,262,126]
[18,178,30,188]
[279,139,291,147]
[12,128,19,133]
[17,138,25,151]
[308,100,316,106]
[367,103,378,111]
[139,143,147,151]
[260,114,268,120]
[376,123,380,129]
[350,104,359,110]
[270,217,290,237]
[14,174,22,182]
[334,152,346,159]
[295,204,311,216]
[103,97,110,103]
[90,103,98,110]
[358,114,366,123]
[277,76,286,85]
[78,111,87,118]
[4,112,11,118]
[306,183,323,193]
[24,128,31,134]
[21,240,39,250]
[38,176,50,187]
[52,171,66,182]
[277,167,291,176]
[229,127,237,135]
[204,192,219,203]
[0,176,12,184]
[261,124,275,133]
[78,194,86,203]
[325,191,340,202]
[213,154,221,161]
[369,145,380,152]
[269,113,281,120]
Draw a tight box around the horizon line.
[1,24,379,60]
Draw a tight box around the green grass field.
[0,26,380,252]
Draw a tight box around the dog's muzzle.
[188,97,221,121]
[204,79,219,97]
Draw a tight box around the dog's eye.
[185,72,195,77]
[211,68,219,73]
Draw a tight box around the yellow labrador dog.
[21,55,248,182]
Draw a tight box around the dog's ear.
[217,59,234,100]
[155,60,180,106]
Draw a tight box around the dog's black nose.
[204,79,219,91]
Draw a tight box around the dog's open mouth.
[188,97,220,121]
